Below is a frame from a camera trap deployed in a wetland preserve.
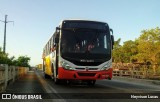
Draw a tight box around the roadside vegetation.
[113,27,160,76]
[113,27,160,64]
[0,48,30,67]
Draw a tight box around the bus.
[42,19,114,85]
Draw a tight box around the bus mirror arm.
[56,27,60,30]
[111,35,114,45]
[55,27,60,43]
[110,29,113,35]
[111,35,114,49]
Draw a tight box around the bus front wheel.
[44,73,49,79]
[54,78,59,84]
[87,80,96,86]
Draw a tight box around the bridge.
[0,64,160,102]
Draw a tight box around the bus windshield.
[60,28,111,62]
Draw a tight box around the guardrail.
[112,63,160,80]
[113,69,146,79]
[0,64,29,92]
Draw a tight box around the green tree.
[0,47,10,64]
[136,27,160,64]
[16,56,31,67]
[112,27,160,64]
[112,38,124,63]
[135,27,160,75]
[0,47,31,67]
[112,39,138,63]
[122,40,138,63]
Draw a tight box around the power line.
[0,15,14,53]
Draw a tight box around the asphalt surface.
[1,70,160,102]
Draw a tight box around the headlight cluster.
[61,61,75,70]
[101,63,111,70]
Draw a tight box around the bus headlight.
[101,63,111,70]
[61,61,75,70]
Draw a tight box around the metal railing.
[113,70,146,79]
[0,64,29,92]
[112,63,160,80]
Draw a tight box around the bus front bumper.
[58,67,113,80]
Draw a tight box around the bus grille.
[75,68,98,70]
[77,73,96,77]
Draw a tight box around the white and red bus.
[42,19,114,85]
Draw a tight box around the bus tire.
[54,78,59,84]
[87,80,96,86]
[44,73,49,79]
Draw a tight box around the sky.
[0,0,160,66]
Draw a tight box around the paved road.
[2,70,160,102]
[35,70,160,102]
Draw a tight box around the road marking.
[35,71,67,102]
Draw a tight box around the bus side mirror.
[111,35,114,45]
[110,29,114,49]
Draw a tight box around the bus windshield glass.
[60,27,111,62]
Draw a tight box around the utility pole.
[0,15,14,53]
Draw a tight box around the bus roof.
[59,19,107,26]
